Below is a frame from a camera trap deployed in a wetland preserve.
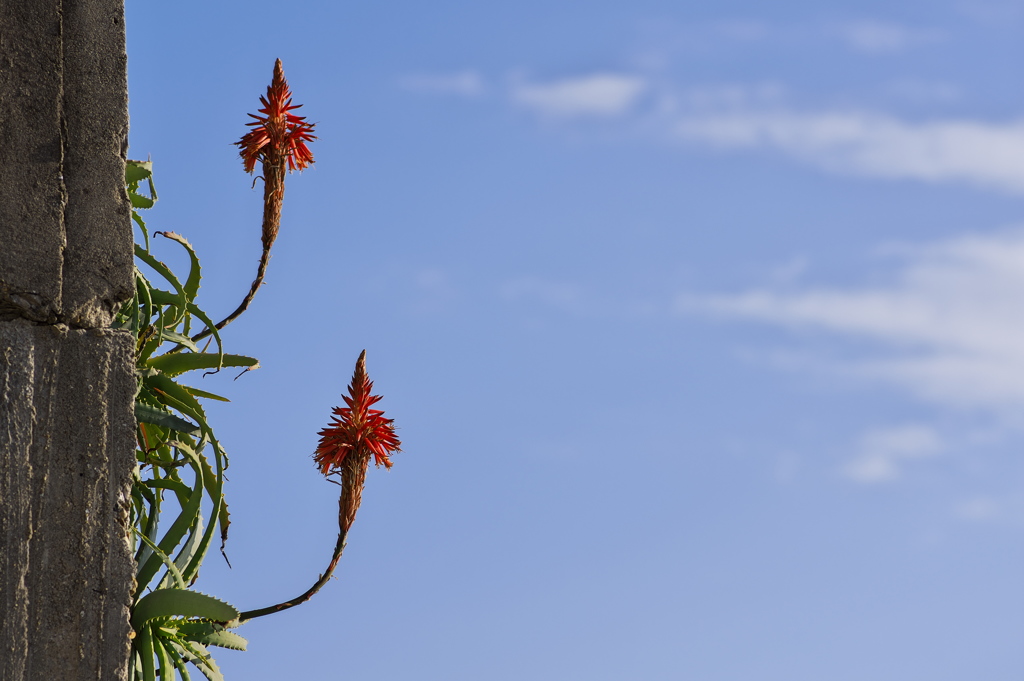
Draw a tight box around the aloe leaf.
[172,650,193,681]
[130,192,155,210]
[182,386,230,403]
[131,651,143,681]
[146,353,259,378]
[114,270,144,334]
[135,402,200,437]
[146,477,191,510]
[157,330,200,353]
[126,159,154,186]
[133,480,159,572]
[134,445,204,597]
[132,527,186,590]
[166,511,204,589]
[176,621,248,651]
[126,160,157,210]
[148,288,183,307]
[175,639,225,681]
[135,245,186,304]
[138,625,156,681]
[130,477,154,559]
[158,231,203,304]
[185,301,223,360]
[190,629,247,652]
[153,629,174,681]
[136,273,154,344]
[132,211,151,251]
[181,443,227,583]
[132,590,240,631]
[144,373,208,426]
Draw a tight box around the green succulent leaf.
[126,159,154,187]
[143,372,209,427]
[176,622,248,651]
[191,629,247,652]
[173,639,225,681]
[135,402,200,437]
[146,353,259,378]
[180,442,227,583]
[182,386,230,403]
[157,330,200,353]
[153,630,175,681]
[172,650,193,681]
[134,442,204,597]
[135,245,187,310]
[132,527,187,590]
[137,624,156,681]
[157,231,203,306]
[132,589,240,631]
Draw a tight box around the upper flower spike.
[236,59,316,173]
[314,351,401,476]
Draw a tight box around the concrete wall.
[0,1,135,679]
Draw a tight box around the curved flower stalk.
[239,351,401,621]
[192,59,316,344]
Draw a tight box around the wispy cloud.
[407,268,458,315]
[510,74,648,118]
[883,80,961,104]
[681,230,1024,412]
[953,494,1024,524]
[844,424,942,483]
[953,496,1001,521]
[397,58,1022,195]
[501,276,582,310]
[512,76,1024,194]
[838,21,944,54]
[399,71,484,97]
[674,111,1024,194]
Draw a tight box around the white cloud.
[883,80,960,103]
[511,74,648,118]
[953,494,1024,524]
[418,67,1023,195]
[501,276,581,310]
[400,71,483,97]
[682,230,1024,412]
[839,22,943,54]
[408,268,457,315]
[953,496,1000,521]
[844,424,942,483]
[675,82,786,110]
[674,111,1024,194]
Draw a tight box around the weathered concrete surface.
[0,0,133,328]
[0,2,64,323]
[0,321,136,681]
[59,0,133,328]
[0,0,135,679]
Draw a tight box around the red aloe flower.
[315,351,401,533]
[315,351,401,474]
[236,58,316,173]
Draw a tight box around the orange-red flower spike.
[236,59,316,174]
[315,351,401,476]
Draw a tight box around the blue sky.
[127,1,1023,678]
